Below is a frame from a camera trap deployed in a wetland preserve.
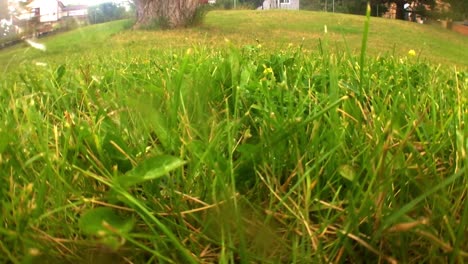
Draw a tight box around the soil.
[452,22,468,36]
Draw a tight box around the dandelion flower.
[408,49,416,56]
[35,62,47,67]
[28,248,40,256]
[263,65,273,75]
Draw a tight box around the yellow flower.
[408,49,416,56]
[28,248,40,256]
[263,65,273,75]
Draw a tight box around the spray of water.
[25,39,47,51]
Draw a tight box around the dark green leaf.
[55,64,66,83]
[117,155,186,188]
[339,164,356,182]
[79,207,134,236]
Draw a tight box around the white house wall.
[40,5,60,22]
[27,0,61,22]
[280,0,299,10]
[67,9,87,17]
[262,0,299,10]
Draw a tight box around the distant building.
[62,4,88,20]
[262,0,300,10]
[200,0,216,4]
[10,0,88,35]
[26,0,62,23]
[24,0,88,23]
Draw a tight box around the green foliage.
[1,12,467,69]
[79,207,134,236]
[189,4,212,27]
[214,0,259,10]
[88,2,127,24]
[215,0,235,9]
[300,0,321,10]
[116,155,186,188]
[444,0,468,19]
[60,16,81,30]
[301,0,387,15]
[238,0,263,8]
[79,207,134,250]
[430,0,468,20]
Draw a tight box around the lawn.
[0,9,467,263]
[1,10,467,72]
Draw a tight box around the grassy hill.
[1,10,467,71]
[0,10,467,264]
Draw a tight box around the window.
[280,0,290,3]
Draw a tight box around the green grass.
[1,10,467,72]
[0,10,467,263]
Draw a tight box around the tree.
[88,2,127,24]
[239,0,263,8]
[440,0,467,20]
[133,0,200,29]
[300,0,322,11]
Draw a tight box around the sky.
[61,0,128,6]
[6,0,129,8]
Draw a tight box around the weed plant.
[0,9,467,264]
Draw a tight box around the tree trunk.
[134,0,200,29]
[395,0,405,20]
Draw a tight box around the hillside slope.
[0,10,467,72]
[201,10,467,66]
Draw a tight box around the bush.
[190,4,212,27]
[61,16,81,30]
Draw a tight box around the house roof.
[26,0,59,8]
[26,0,87,11]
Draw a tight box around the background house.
[20,0,88,34]
[262,0,300,10]
[26,0,62,23]
[25,0,88,23]
[62,4,88,20]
